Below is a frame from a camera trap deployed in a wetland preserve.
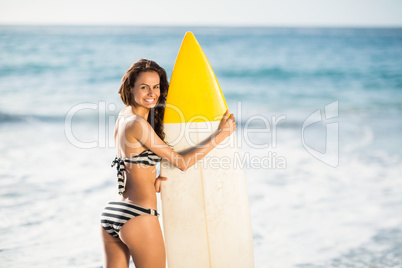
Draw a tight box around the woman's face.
[132,71,160,109]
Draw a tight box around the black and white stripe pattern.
[123,150,162,166]
[111,150,162,195]
[101,201,159,238]
[111,157,126,195]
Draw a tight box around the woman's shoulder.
[118,108,145,124]
[124,114,147,127]
[119,114,150,136]
[117,108,152,137]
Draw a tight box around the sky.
[0,0,402,27]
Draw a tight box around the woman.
[100,59,236,268]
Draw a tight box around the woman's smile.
[144,97,157,103]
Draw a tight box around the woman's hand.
[217,110,237,138]
[154,175,168,193]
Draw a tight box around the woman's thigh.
[101,226,130,268]
[119,214,166,268]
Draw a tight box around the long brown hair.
[118,59,168,141]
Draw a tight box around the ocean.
[0,26,401,267]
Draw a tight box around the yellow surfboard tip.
[164,32,228,124]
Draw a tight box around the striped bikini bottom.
[101,201,159,238]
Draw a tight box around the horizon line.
[1,23,402,29]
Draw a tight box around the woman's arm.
[129,110,236,171]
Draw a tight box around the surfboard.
[160,32,254,268]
